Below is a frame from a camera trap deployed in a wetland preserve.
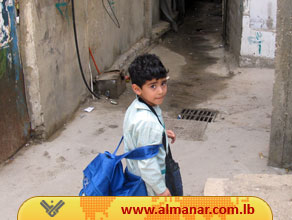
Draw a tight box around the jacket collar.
[133,97,162,115]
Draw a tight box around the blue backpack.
[79,137,162,196]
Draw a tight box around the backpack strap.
[115,143,162,164]
[125,144,162,160]
[113,136,124,156]
[138,97,168,151]
[112,136,162,159]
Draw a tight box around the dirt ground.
[0,1,290,220]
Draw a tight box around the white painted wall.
[250,0,277,30]
[240,0,277,59]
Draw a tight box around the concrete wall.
[225,0,243,61]
[269,0,292,169]
[239,0,277,67]
[152,0,160,25]
[87,0,146,75]
[20,0,89,138]
[19,0,160,139]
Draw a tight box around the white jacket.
[123,98,168,195]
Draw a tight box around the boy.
[123,54,176,196]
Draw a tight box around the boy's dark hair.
[128,54,168,88]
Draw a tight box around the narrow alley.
[0,1,291,220]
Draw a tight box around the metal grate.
[178,109,218,123]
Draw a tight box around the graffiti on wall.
[0,0,21,82]
[0,0,14,80]
[248,32,263,55]
[55,0,70,23]
[109,0,115,9]
[0,0,13,48]
[0,0,30,160]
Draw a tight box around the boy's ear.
[132,84,142,95]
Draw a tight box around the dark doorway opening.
[160,0,228,112]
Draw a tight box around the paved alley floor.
[1,1,290,220]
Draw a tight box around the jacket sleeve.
[134,120,166,194]
[137,155,166,194]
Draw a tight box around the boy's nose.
[157,86,163,94]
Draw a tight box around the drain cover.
[178,109,218,122]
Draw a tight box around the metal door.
[0,0,30,162]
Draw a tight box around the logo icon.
[40,200,65,217]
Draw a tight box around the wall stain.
[266,2,273,29]
[0,48,7,79]
[108,125,118,129]
[96,127,105,135]
[266,16,273,30]
[42,30,49,43]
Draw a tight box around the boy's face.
[132,77,168,106]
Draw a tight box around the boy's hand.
[157,188,171,196]
[166,130,176,144]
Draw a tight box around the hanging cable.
[102,0,120,28]
[71,0,100,99]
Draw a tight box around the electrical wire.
[89,47,102,75]
[102,0,120,28]
[71,0,100,99]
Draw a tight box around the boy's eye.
[161,81,167,86]
[150,85,156,89]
